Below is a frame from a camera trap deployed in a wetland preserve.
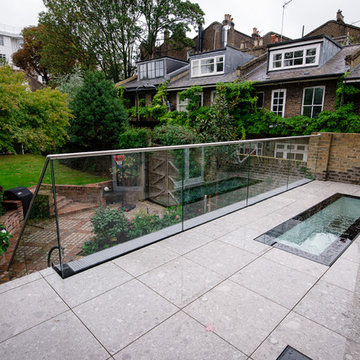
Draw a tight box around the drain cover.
[276,346,312,360]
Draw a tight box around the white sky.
[0,0,359,39]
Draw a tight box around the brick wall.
[257,80,338,117]
[0,200,23,236]
[306,21,360,44]
[41,180,112,205]
[308,132,360,183]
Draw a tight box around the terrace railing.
[7,135,319,279]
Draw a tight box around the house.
[305,10,360,45]
[120,12,360,123]
[0,26,22,68]
[141,14,289,62]
[240,34,360,118]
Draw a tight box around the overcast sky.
[1,0,360,40]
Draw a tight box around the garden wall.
[0,200,23,236]
[308,132,360,183]
[41,180,112,205]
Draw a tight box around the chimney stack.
[336,9,344,23]
[271,34,279,44]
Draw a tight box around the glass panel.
[7,161,63,279]
[306,48,316,56]
[306,56,316,64]
[312,106,322,118]
[139,64,147,79]
[247,139,292,205]
[303,88,313,105]
[294,50,303,58]
[148,62,155,79]
[216,62,224,72]
[314,88,324,104]
[287,138,314,189]
[155,60,164,77]
[302,106,312,117]
[183,144,250,229]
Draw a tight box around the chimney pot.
[336,9,344,22]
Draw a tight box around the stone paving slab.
[0,278,68,342]
[45,262,133,307]
[252,312,360,360]
[184,240,257,277]
[114,311,247,360]
[139,257,224,307]
[112,242,179,277]
[0,311,109,360]
[73,279,178,354]
[294,280,360,343]
[184,280,288,356]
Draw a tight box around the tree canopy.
[0,65,72,153]
[35,0,204,82]
[12,25,50,84]
[69,71,128,151]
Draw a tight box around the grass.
[0,154,108,190]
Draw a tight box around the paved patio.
[1,180,360,360]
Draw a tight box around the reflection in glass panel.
[303,88,313,105]
[314,87,324,104]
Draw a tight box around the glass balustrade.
[7,135,318,279]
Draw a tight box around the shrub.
[0,224,12,256]
[127,206,181,239]
[82,206,128,254]
[127,213,163,239]
[118,127,151,149]
[152,124,198,145]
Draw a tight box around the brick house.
[120,11,360,123]
[241,35,360,118]
[141,14,288,62]
[305,10,360,45]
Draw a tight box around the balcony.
[1,134,359,359]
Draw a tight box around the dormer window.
[269,43,320,71]
[191,56,225,77]
[139,60,164,80]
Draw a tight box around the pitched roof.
[241,45,360,84]
[167,70,238,90]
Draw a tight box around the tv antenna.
[280,0,294,42]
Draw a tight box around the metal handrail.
[47,134,321,160]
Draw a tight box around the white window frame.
[173,148,205,188]
[191,56,225,77]
[274,143,308,161]
[177,92,203,112]
[302,86,325,118]
[138,60,164,80]
[271,89,287,117]
[269,43,321,71]
[0,36,4,46]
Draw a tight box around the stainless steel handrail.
[47,134,321,160]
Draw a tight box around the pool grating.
[276,345,313,360]
[254,193,360,266]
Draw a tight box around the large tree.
[12,26,50,84]
[40,0,141,82]
[69,71,128,151]
[39,0,204,81]
[138,0,204,57]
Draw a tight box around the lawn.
[0,154,108,190]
